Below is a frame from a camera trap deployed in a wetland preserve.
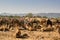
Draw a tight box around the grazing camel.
[55,23,60,34]
[40,19,54,32]
[24,23,36,31]
[0,24,9,31]
[58,26,60,34]
[50,18,57,25]
[12,23,21,38]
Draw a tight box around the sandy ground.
[0,30,60,40]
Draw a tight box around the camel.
[42,25,54,32]
[0,24,9,31]
[11,23,21,38]
[50,18,57,25]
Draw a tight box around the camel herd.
[0,17,60,38]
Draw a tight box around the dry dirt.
[0,30,60,40]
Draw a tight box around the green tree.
[26,13,33,17]
[43,16,48,18]
[37,15,41,18]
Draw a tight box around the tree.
[43,16,48,18]
[26,13,33,18]
[37,15,42,18]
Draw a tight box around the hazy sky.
[0,0,60,13]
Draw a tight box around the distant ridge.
[0,13,60,18]
[34,13,60,18]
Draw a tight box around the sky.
[0,0,60,13]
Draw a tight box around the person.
[47,19,52,27]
